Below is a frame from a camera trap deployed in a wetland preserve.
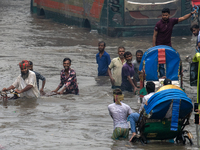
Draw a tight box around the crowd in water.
[0,37,171,142]
[0,7,200,144]
[97,7,200,142]
[0,38,151,142]
[95,40,175,141]
[1,58,79,99]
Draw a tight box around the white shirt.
[12,70,40,98]
[139,92,155,113]
[108,102,133,129]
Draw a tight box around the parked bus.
[191,0,200,7]
[31,0,192,37]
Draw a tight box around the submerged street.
[0,0,199,149]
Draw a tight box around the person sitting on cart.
[163,78,174,118]
[190,24,200,52]
[128,82,155,142]
[163,78,172,85]
[108,88,133,140]
[156,78,174,118]
[198,41,200,52]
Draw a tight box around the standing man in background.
[108,46,126,89]
[190,24,200,52]
[96,41,111,76]
[132,50,143,86]
[121,52,138,93]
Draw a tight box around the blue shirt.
[33,71,45,89]
[121,63,135,91]
[96,51,111,76]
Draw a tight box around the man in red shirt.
[153,8,196,77]
[153,8,196,47]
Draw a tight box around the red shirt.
[155,18,179,46]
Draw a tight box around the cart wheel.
[131,137,137,143]
[140,136,147,144]
[175,134,185,144]
[183,136,193,145]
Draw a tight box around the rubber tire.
[175,134,185,144]
[183,136,193,145]
[140,136,147,144]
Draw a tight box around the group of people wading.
[2,58,79,98]
[1,7,200,142]
[105,8,200,141]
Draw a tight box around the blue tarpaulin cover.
[144,89,193,131]
[139,45,180,81]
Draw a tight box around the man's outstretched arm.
[178,9,196,22]
[15,85,33,94]
[2,85,15,92]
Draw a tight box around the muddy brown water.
[0,0,199,149]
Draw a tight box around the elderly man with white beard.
[2,60,39,98]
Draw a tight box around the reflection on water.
[0,0,198,149]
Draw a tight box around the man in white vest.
[2,60,39,98]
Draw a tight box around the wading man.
[108,46,126,89]
[132,50,143,85]
[2,60,40,98]
[96,41,111,76]
[108,88,132,140]
[52,58,79,95]
[28,61,46,93]
[121,51,138,93]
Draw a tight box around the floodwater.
[0,0,199,149]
